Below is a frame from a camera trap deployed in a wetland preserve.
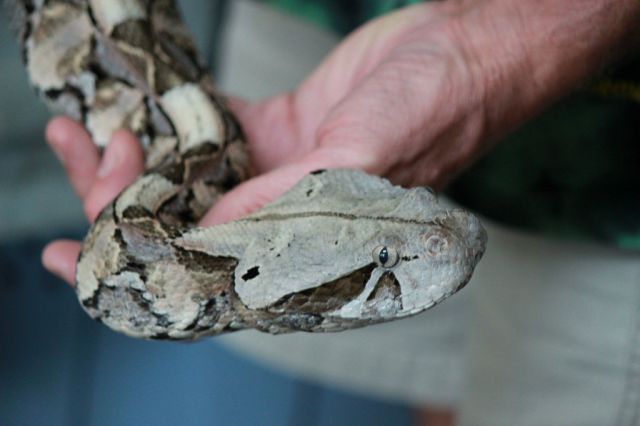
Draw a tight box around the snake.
[6,0,487,340]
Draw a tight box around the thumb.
[200,147,362,226]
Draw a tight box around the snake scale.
[6,0,487,340]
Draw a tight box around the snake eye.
[373,245,399,268]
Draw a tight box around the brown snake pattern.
[6,0,487,340]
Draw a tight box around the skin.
[40,0,639,423]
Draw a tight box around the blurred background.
[0,1,414,424]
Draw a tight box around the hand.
[42,0,640,284]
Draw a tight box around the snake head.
[221,175,489,333]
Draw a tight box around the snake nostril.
[425,235,447,256]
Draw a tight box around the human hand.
[42,0,640,284]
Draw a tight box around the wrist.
[448,0,640,142]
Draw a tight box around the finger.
[200,147,366,226]
[225,95,250,117]
[42,240,82,286]
[83,130,145,222]
[45,116,100,199]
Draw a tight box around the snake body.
[7,0,487,340]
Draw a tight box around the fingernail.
[97,142,120,178]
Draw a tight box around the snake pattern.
[6,0,487,340]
